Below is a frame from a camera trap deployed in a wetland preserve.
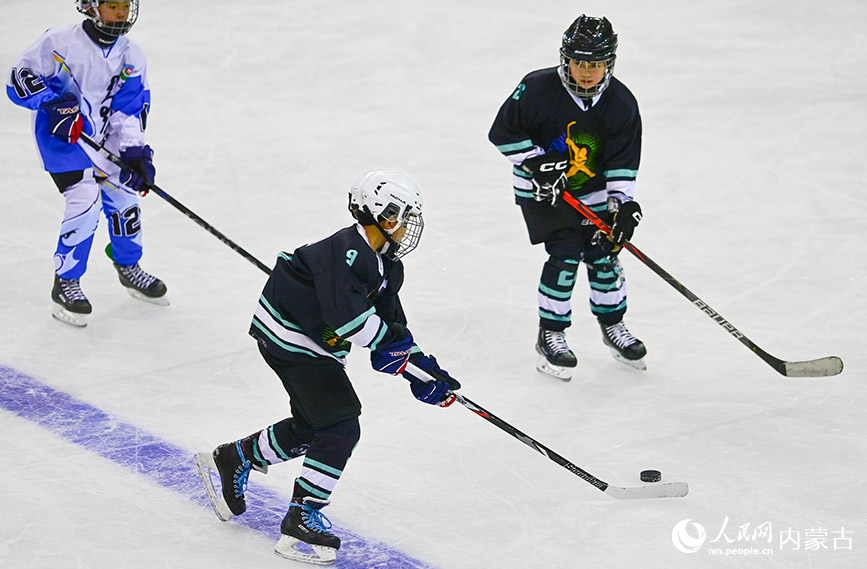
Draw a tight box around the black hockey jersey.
[250,224,407,363]
[488,67,641,210]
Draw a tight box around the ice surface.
[1,1,865,568]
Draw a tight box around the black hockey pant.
[240,346,362,502]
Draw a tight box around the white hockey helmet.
[77,0,139,37]
[348,170,424,260]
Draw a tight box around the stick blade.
[605,481,689,500]
[783,356,844,378]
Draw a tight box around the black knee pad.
[543,228,584,260]
[312,418,361,460]
[50,170,85,192]
[546,256,580,273]
[323,417,361,442]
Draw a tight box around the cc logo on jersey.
[539,160,569,172]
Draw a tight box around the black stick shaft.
[561,192,841,377]
[454,393,610,492]
[79,134,272,275]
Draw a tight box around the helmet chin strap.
[359,206,400,258]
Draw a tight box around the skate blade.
[194,452,233,522]
[125,287,170,306]
[51,304,89,327]
[608,348,647,371]
[536,356,574,381]
[274,536,337,565]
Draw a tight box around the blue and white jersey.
[7,22,150,172]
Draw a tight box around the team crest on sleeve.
[120,65,135,80]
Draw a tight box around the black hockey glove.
[608,199,642,247]
[120,145,156,195]
[41,93,83,144]
[404,353,461,407]
[521,152,569,206]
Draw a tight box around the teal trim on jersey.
[410,345,423,356]
[304,458,343,477]
[249,436,267,466]
[513,166,532,179]
[297,478,331,499]
[251,319,320,358]
[335,307,376,337]
[591,300,627,314]
[539,283,573,300]
[590,280,622,292]
[594,270,618,279]
[539,309,572,322]
[367,322,388,351]
[259,295,304,331]
[604,168,638,179]
[496,139,534,153]
[278,252,292,262]
[514,188,536,199]
[268,426,293,461]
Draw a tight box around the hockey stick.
[405,363,688,499]
[455,392,687,499]
[78,133,272,275]
[561,192,843,377]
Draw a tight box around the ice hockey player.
[6,0,167,327]
[195,170,461,565]
[488,14,647,378]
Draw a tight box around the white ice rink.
[2,1,865,568]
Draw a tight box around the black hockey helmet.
[559,15,618,98]
[77,0,139,38]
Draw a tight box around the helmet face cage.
[348,170,425,260]
[559,15,618,99]
[389,209,423,260]
[77,0,139,37]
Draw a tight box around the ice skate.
[274,497,340,565]
[51,274,92,327]
[600,321,647,371]
[535,327,578,380]
[114,262,169,305]
[195,441,266,522]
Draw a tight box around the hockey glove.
[119,145,156,195]
[521,152,569,206]
[370,326,414,375]
[608,199,642,247]
[403,354,461,407]
[584,230,617,263]
[41,93,83,145]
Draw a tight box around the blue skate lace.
[233,441,253,499]
[291,502,334,534]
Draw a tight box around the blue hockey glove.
[41,93,83,144]
[119,145,156,194]
[370,327,414,375]
[521,152,569,206]
[404,354,461,407]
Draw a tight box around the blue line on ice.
[0,363,435,569]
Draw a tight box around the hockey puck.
[640,469,662,482]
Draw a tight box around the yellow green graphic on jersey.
[564,121,601,191]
